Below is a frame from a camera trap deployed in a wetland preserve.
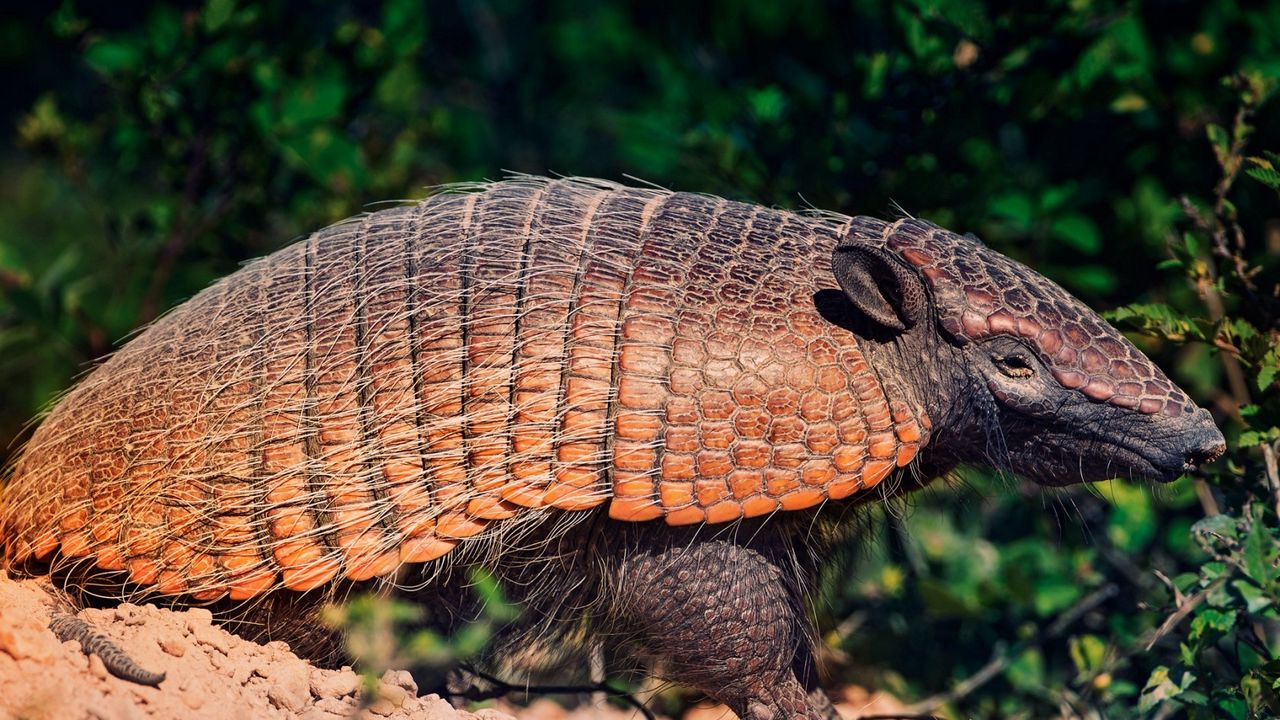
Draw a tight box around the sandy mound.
[0,570,514,720]
[0,570,904,719]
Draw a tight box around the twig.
[1182,200,1253,408]
[904,584,1118,714]
[1263,442,1280,521]
[1209,101,1259,295]
[1178,192,1250,519]
[822,608,868,666]
[451,665,656,720]
[1193,479,1222,518]
[1144,575,1229,651]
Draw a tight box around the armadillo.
[0,177,1224,718]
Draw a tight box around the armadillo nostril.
[1179,413,1226,471]
[1183,440,1226,470]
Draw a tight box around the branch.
[1209,102,1259,295]
[450,665,656,720]
[1144,575,1229,651]
[1263,442,1280,522]
[904,584,1118,714]
[859,715,943,719]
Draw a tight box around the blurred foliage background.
[2,0,1279,717]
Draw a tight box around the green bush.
[1,1,1277,716]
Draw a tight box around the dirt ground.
[0,570,906,720]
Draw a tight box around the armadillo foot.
[48,612,166,687]
[612,529,838,720]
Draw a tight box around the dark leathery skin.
[611,530,833,719]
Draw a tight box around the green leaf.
[382,0,426,56]
[1246,165,1280,190]
[1190,608,1235,640]
[864,52,889,99]
[749,86,787,123]
[1178,689,1209,706]
[204,0,236,31]
[145,6,182,57]
[1257,347,1278,391]
[1034,576,1082,615]
[1058,263,1116,294]
[1243,519,1274,585]
[374,61,421,113]
[1051,213,1102,255]
[279,66,348,128]
[1106,482,1155,553]
[1006,646,1046,691]
[1140,666,1181,713]
[990,192,1032,228]
[1070,634,1108,675]
[84,39,142,75]
[918,576,979,617]
[1192,514,1239,543]
[1183,231,1202,257]
[1240,427,1280,448]
[278,129,366,190]
[1105,302,1210,343]
[1232,579,1273,614]
[1111,92,1149,113]
[1207,123,1231,169]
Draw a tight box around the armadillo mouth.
[1094,442,1185,483]
[1029,435,1186,485]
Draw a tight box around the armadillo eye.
[995,353,1036,379]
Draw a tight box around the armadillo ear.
[831,244,926,333]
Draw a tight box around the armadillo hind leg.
[609,533,838,720]
[48,612,166,687]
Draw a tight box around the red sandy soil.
[0,570,905,720]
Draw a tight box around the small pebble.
[207,650,226,672]
[185,608,214,631]
[266,661,311,712]
[265,639,293,655]
[181,690,206,710]
[158,637,187,657]
[381,668,418,695]
[0,621,57,662]
[190,623,229,655]
[309,669,360,699]
[111,604,145,627]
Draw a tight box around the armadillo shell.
[0,177,928,600]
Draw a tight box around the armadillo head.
[832,217,1225,486]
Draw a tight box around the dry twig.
[904,584,1118,714]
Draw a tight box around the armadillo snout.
[1179,409,1226,471]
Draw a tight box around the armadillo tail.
[49,611,167,687]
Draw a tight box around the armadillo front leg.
[611,532,837,720]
